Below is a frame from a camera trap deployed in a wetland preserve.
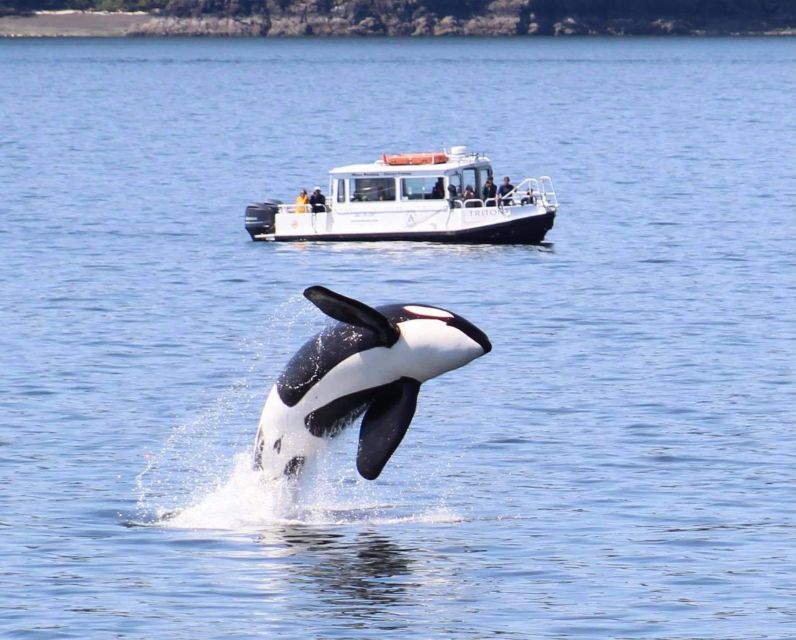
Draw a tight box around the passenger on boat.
[482,177,497,206]
[447,184,458,209]
[310,187,326,213]
[463,185,479,208]
[498,177,515,206]
[520,188,536,205]
[295,189,310,213]
[431,178,444,199]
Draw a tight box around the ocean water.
[1,37,794,639]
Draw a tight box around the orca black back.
[276,304,417,408]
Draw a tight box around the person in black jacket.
[310,187,326,213]
[498,176,515,206]
[482,177,497,205]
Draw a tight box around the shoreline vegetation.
[1,2,795,38]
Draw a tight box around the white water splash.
[160,454,297,530]
[134,294,315,523]
[154,444,462,531]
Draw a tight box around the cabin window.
[479,167,493,190]
[400,176,445,200]
[336,179,346,203]
[352,177,395,202]
[463,168,478,194]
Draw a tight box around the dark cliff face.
[2,0,795,35]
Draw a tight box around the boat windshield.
[352,177,396,202]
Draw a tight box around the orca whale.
[254,286,491,481]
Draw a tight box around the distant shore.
[0,11,151,37]
[1,10,794,38]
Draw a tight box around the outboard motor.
[245,199,282,240]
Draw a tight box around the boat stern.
[245,199,282,240]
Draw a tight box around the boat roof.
[330,147,491,176]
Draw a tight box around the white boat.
[245,146,558,244]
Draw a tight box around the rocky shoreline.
[0,10,794,38]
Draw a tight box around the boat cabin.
[329,146,495,211]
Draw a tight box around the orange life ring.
[381,152,449,166]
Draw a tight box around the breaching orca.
[254,286,491,481]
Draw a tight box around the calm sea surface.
[1,37,794,639]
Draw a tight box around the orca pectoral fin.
[356,377,421,480]
[304,286,400,347]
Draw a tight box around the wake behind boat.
[245,146,558,244]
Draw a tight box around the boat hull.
[252,211,555,245]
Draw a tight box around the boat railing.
[278,203,331,215]
[452,198,494,209]
[465,198,484,209]
[539,176,558,210]
[501,177,558,211]
[278,202,454,221]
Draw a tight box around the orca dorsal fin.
[304,286,400,347]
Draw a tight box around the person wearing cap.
[310,186,326,213]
